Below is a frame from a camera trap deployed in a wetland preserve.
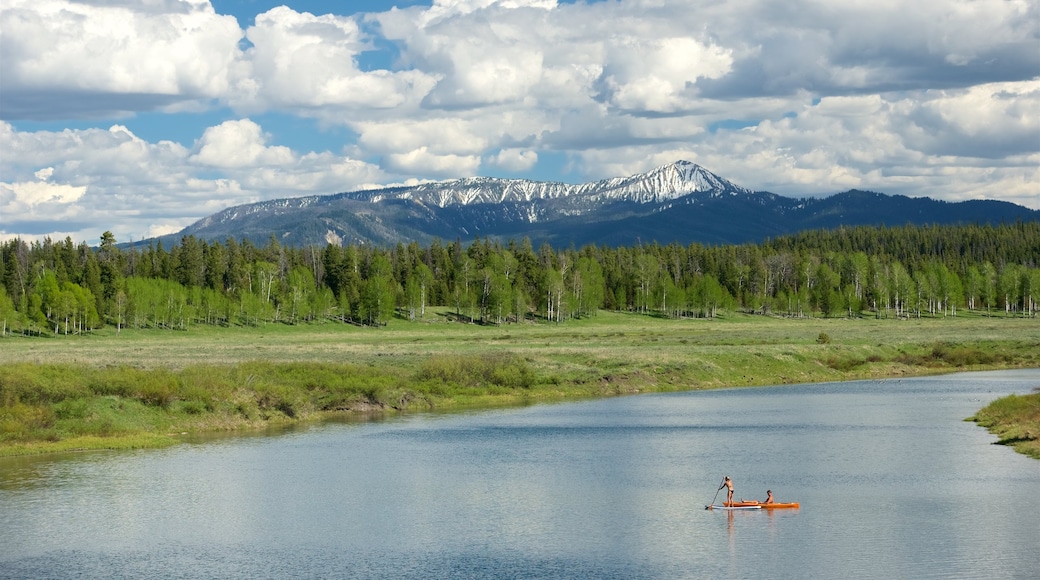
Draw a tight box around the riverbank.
[3,311,1038,456]
[969,392,1040,459]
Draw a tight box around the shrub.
[136,374,178,408]
[930,342,1000,367]
[0,402,55,432]
[816,332,832,344]
[0,364,88,405]
[488,356,535,389]
[825,357,863,372]
[178,400,208,415]
[87,368,137,398]
[0,402,58,443]
[54,399,89,420]
[415,353,536,390]
[253,383,311,418]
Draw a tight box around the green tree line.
[1,222,1038,336]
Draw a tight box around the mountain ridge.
[337,160,752,209]
[161,161,1038,248]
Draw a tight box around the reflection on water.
[2,369,1039,579]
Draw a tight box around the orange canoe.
[724,501,800,509]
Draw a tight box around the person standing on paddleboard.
[720,476,734,505]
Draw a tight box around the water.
[2,369,1038,579]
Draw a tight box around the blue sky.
[1,0,1037,243]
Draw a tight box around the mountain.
[161,161,1038,248]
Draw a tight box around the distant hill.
[154,161,1038,248]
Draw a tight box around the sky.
[1,0,1038,245]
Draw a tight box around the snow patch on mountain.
[345,161,749,208]
[186,161,753,233]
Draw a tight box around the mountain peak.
[582,160,751,203]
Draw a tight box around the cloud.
[376,2,556,110]
[0,120,387,243]
[573,79,1040,209]
[695,0,1039,98]
[229,6,438,112]
[901,80,1040,159]
[354,117,488,156]
[190,119,294,168]
[1,0,1037,243]
[487,149,538,172]
[0,169,88,233]
[235,154,387,193]
[416,0,558,25]
[598,36,733,113]
[385,147,482,177]
[0,0,242,119]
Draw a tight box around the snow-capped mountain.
[167,161,1037,248]
[341,160,751,209]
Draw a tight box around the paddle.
[705,478,725,510]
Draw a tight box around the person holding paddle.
[719,476,734,505]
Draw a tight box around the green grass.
[969,392,1040,459]
[2,309,1039,456]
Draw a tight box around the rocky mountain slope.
[163,161,1038,247]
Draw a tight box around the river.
[2,369,1038,579]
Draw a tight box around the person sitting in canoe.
[719,476,734,505]
[763,490,774,504]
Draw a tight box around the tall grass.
[415,353,536,393]
[970,393,1040,459]
[0,354,549,452]
[2,311,1038,456]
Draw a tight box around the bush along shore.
[2,315,1039,457]
[2,354,544,455]
[969,392,1040,460]
[0,355,533,455]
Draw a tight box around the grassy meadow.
[2,309,1039,457]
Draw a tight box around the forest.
[1,222,1038,337]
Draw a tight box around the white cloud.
[376,2,558,110]
[569,77,1040,209]
[0,175,87,216]
[1,0,1037,242]
[349,108,556,177]
[600,37,733,113]
[385,147,482,177]
[0,0,242,118]
[0,174,89,243]
[0,120,388,243]
[487,149,538,172]
[423,48,544,108]
[236,154,387,192]
[230,6,438,112]
[904,80,1040,159]
[191,119,294,168]
[354,117,489,156]
[420,0,558,23]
